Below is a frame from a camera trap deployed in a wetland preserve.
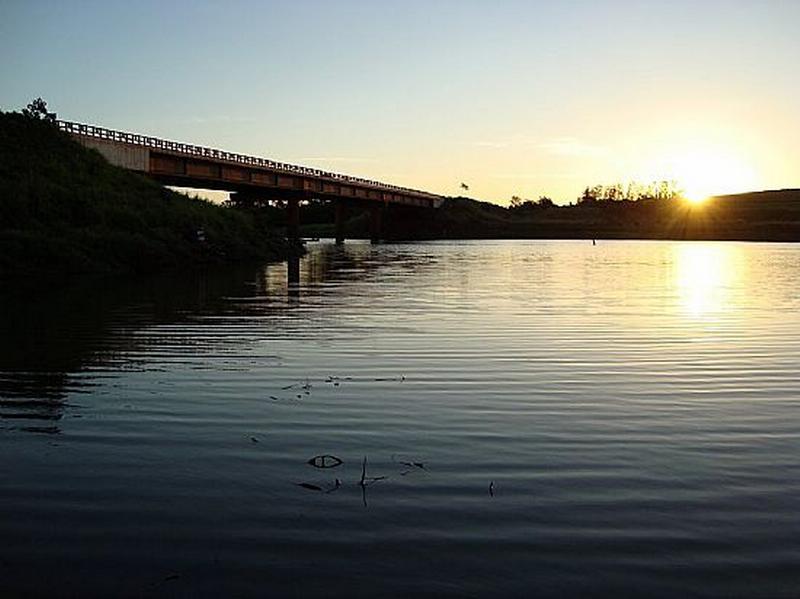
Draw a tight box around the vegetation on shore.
[397,189,800,241]
[0,108,295,278]
[297,187,800,242]
[451,189,800,241]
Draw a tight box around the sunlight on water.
[674,243,739,319]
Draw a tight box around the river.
[1,240,799,597]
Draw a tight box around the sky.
[1,0,798,205]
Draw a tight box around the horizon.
[1,0,798,205]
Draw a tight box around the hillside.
[378,190,800,241]
[0,111,294,277]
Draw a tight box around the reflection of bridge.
[58,121,445,243]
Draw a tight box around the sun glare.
[685,193,708,205]
[642,144,758,203]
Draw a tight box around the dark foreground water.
[2,240,800,598]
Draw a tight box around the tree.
[22,97,56,123]
[578,186,598,204]
[510,195,524,209]
[537,196,554,208]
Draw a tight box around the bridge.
[57,120,445,244]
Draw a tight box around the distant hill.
[380,189,800,242]
[713,189,800,203]
[0,111,293,277]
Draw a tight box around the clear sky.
[1,0,798,204]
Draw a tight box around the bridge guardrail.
[57,120,439,200]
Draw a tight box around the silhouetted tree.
[22,97,56,123]
[602,183,624,201]
[509,195,555,211]
[578,186,598,204]
[538,196,555,208]
[579,180,681,203]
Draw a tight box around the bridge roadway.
[57,120,444,244]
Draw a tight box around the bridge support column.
[287,255,300,286]
[286,198,300,243]
[335,200,346,245]
[369,204,383,244]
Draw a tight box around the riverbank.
[296,190,800,243]
[374,190,800,242]
[0,111,296,278]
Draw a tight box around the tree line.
[510,179,683,210]
[577,180,681,203]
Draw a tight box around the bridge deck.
[58,120,444,208]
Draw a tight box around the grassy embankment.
[0,111,295,278]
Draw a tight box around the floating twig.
[148,572,181,589]
[360,457,368,506]
[296,479,341,494]
[359,456,387,486]
[325,375,353,387]
[393,455,427,475]
[296,482,323,492]
[400,461,425,470]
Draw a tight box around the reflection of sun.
[674,244,738,318]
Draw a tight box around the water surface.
[2,240,799,597]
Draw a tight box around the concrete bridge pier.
[286,198,300,243]
[335,200,346,245]
[369,204,384,244]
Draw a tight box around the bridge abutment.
[369,204,384,244]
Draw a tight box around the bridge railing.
[57,120,439,199]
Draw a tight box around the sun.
[672,149,754,202]
[642,143,758,203]
[684,192,709,205]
